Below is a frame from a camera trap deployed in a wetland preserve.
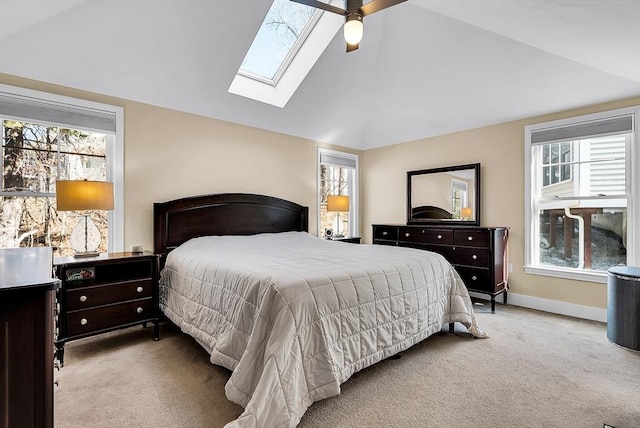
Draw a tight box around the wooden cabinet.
[0,247,60,428]
[373,224,509,313]
[54,252,159,366]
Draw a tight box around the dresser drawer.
[66,279,153,311]
[454,229,490,247]
[374,226,398,241]
[455,266,491,292]
[399,227,453,244]
[450,247,490,267]
[66,298,154,337]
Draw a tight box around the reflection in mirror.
[407,163,480,226]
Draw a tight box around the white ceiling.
[1,0,639,150]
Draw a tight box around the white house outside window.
[0,85,124,255]
[525,106,639,282]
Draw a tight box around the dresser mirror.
[407,163,480,226]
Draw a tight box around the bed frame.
[153,193,309,265]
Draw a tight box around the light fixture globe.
[344,14,363,45]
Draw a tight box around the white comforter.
[159,232,486,428]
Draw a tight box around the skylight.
[229,0,343,108]
[239,0,320,84]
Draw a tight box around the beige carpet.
[55,303,640,428]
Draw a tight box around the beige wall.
[3,73,639,311]
[362,96,640,310]
[0,73,359,252]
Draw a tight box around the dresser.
[54,252,159,366]
[0,247,60,428]
[373,224,509,313]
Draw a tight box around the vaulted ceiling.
[1,0,639,150]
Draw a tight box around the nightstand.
[332,236,361,244]
[53,251,159,366]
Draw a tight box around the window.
[318,148,358,238]
[239,0,320,84]
[525,106,639,282]
[229,0,342,107]
[0,85,124,255]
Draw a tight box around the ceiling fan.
[290,0,407,52]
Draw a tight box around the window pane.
[539,207,626,271]
[3,120,59,193]
[0,195,108,256]
[1,119,109,254]
[543,166,550,186]
[550,143,560,163]
[542,144,549,164]
[239,0,317,81]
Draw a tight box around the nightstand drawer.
[66,279,153,311]
[61,259,153,289]
[66,298,154,337]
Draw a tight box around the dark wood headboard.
[153,193,309,260]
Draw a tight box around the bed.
[154,193,487,428]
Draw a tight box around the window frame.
[229,1,343,108]
[0,84,124,252]
[317,148,359,238]
[524,105,639,283]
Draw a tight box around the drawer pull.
[136,286,144,293]
[437,234,442,239]
[472,255,478,260]
[136,307,144,314]
[382,231,388,236]
[472,275,478,281]
[80,318,88,326]
[405,233,410,237]
[468,236,473,241]
[80,295,87,302]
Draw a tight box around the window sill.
[524,266,608,284]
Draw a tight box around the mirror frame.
[407,163,481,226]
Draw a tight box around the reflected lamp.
[461,207,472,220]
[56,180,114,258]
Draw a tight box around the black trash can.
[607,266,640,351]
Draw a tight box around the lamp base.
[73,251,100,258]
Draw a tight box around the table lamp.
[327,195,349,238]
[56,180,114,257]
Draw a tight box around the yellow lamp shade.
[327,195,350,212]
[56,180,114,211]
[461,207,472,219]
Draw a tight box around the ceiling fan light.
[344,15,363,45]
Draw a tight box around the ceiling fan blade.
[346,42,359,52]
[359,0,407,16]
[289,0,348,16]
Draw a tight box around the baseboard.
[468,291,607,323]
